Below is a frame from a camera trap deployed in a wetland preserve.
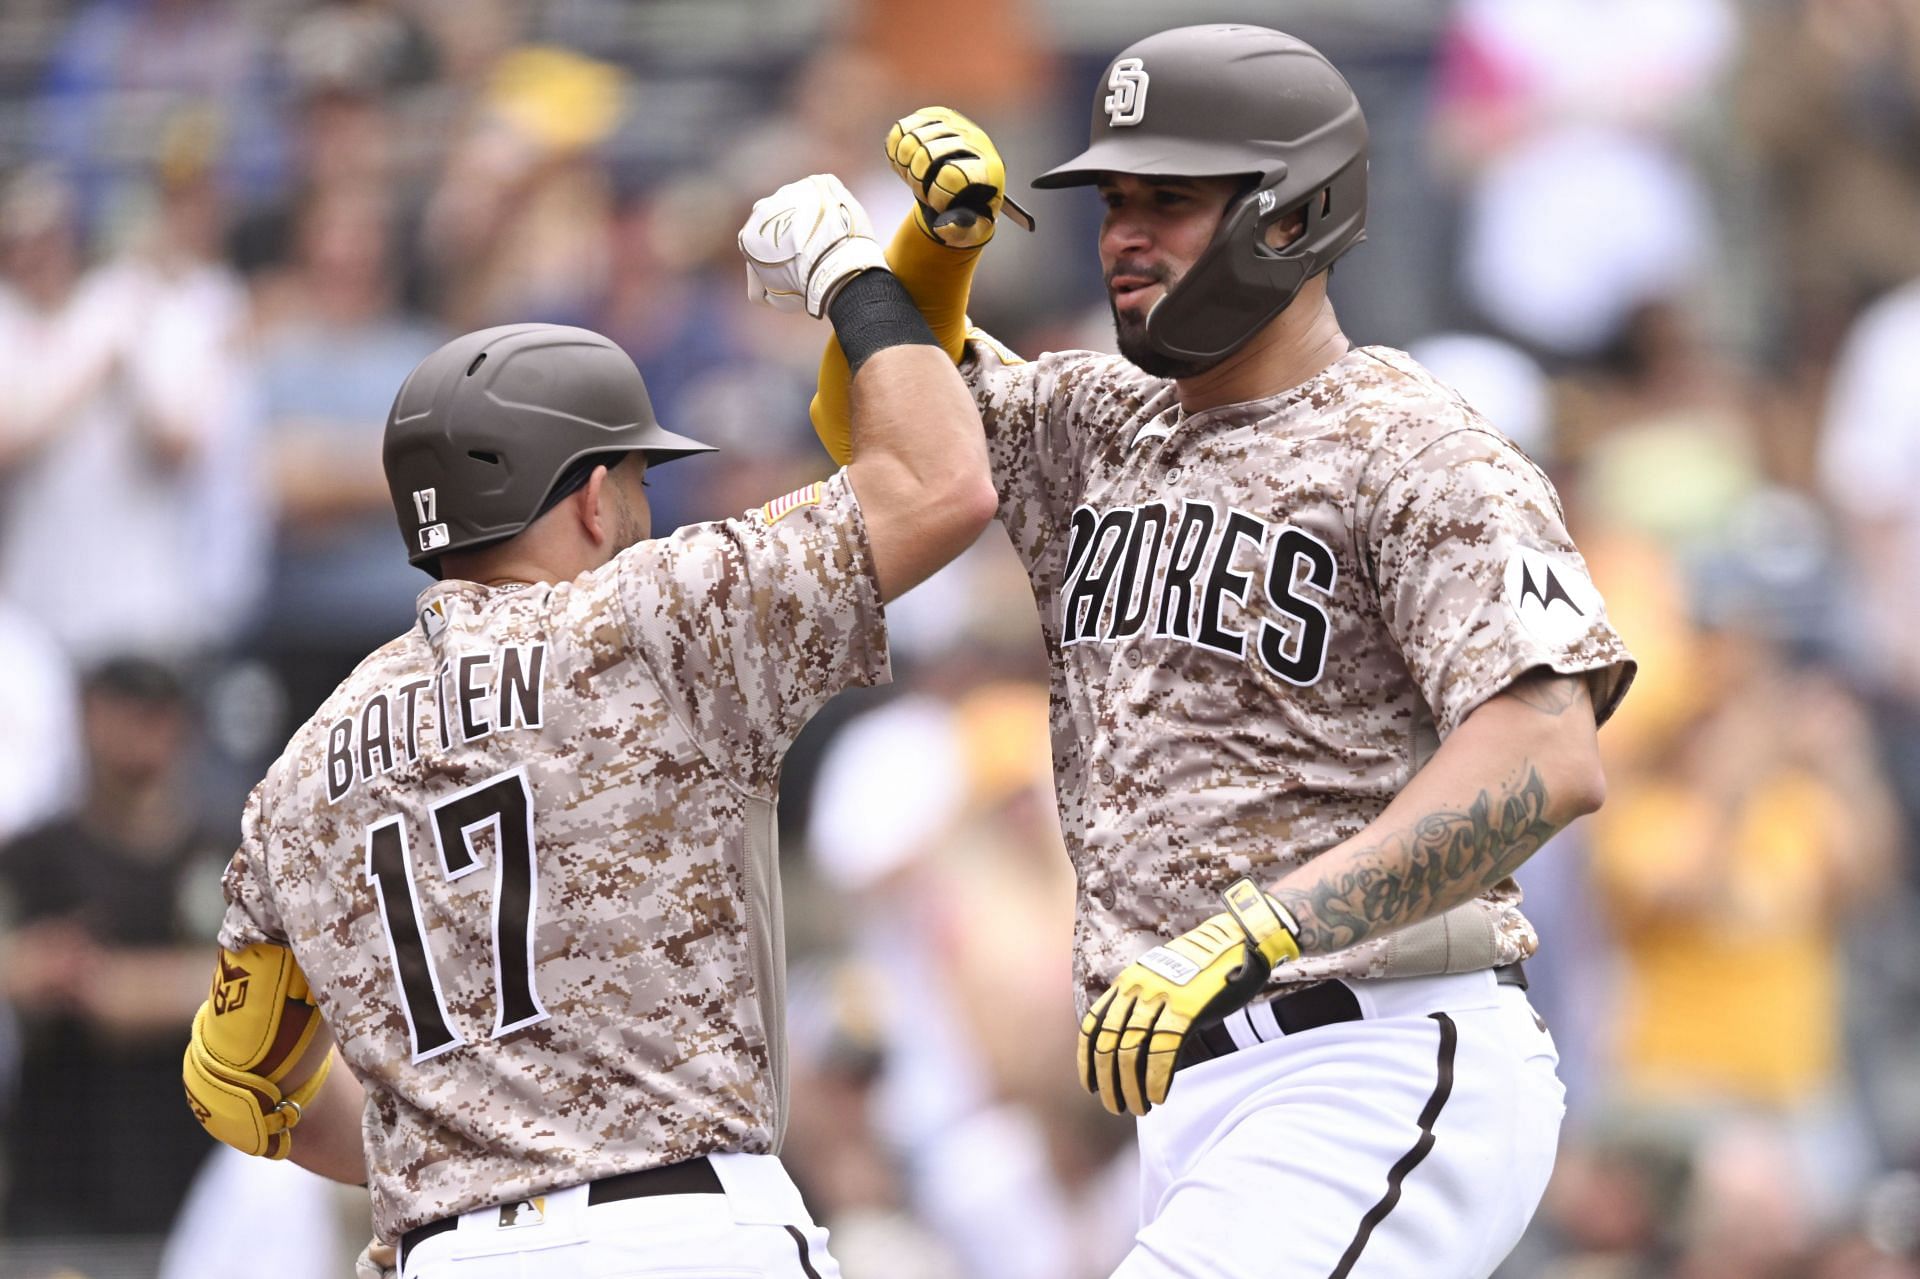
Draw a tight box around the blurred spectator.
[1739,0,1920,338]
[1587,535,1898,1234]
[230,0,436,295]
[245,180,442,720]
[1820,276,1920,706]
[1407,330,1555,464]
[157,1146,358,1279]
[419,43,625,330]
[0,656,228,1237]
[805,682,1134,1279]
[1818,274,1920,1173]
[35,0,284,219]
[781,959,964,1279]
[1560,302,1764,547]
[1434,0,1736,358]
[0,599,79,847]
[0,150,265,665]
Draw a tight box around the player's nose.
[1100,206,1154,260]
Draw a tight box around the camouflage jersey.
[218,472,886,1241]
[962,337,1634,1014]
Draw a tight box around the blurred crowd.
[1,1,1918,1276]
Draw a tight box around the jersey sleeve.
[216,779,289,950]
[960,330,1086,574]
[1365,428,1636,736]
[615,468,889,791]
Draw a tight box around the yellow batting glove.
[886,106,1034,249]
[1079,878,1301,1117]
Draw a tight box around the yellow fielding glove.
[181,943,332,1158]
[1079,878,1302,1117]
[886,106,1034,249]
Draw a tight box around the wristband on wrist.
[827,269,941,375]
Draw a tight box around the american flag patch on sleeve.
[761,481,826,525]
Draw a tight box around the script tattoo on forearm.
[1274,765,1562,954]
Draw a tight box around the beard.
[1107,261,1220,380]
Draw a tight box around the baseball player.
[179,173,995,1277]
[805,26,1637,1279]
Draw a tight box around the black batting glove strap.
[826,269,941,376]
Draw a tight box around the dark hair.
[83,656,188,706]
[532,451,628,524]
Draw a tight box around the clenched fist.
[886,106,1033,249]
[1079,878,1301,1116]
[738,174,889,317]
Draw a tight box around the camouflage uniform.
[961,337,1635,1014]
[219,473,886,1243]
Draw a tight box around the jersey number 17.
[363,765,548,1061]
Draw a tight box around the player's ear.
[575,464,613,548]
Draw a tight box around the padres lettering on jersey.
[963,340,1635,1015]
[1060,499,1337,686]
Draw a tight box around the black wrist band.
[827,269,939,375]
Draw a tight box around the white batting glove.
[738,174,889,318]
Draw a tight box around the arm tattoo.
[1273,765,1562,955]
[1507,670,1589,717]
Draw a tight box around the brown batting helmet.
[383,324,714,574]
[1035,25,1369,367]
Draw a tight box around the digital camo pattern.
[219,471,887,1241]
[962,337,1635,1014]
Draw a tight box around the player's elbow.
[908,464,997,552]
[1550,735,1607,820]
[950,473,1000,540]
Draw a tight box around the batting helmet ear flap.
[1141,149,1367,367]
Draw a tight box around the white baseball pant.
[399,1153,839,1279]
[1115,969,1565,1278]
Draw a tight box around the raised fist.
[886,106,1033,249]
[738,173,889,318]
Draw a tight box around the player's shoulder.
[1344,345,1543,486]
[965,333,1167,414]
[586,502,773,623]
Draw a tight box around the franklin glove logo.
[1105,58,1149,127]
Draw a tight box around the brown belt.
[399,1156,723,1269]
[1175,961,1528,1071]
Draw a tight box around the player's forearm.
[1268,671,1605,956]
[846,343,991,505]
[286,1049,369,1184]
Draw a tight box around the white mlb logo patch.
[761,481,825,526]
[419,523,451,552]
